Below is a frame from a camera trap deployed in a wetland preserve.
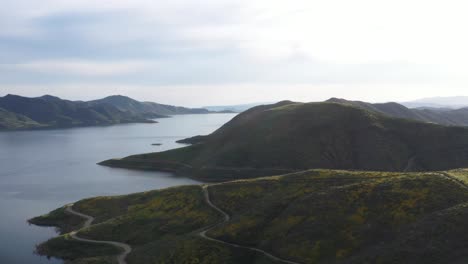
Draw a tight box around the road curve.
[198,185,302,264]
[65,204,132,264]
[438,172,468,191]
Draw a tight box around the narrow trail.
[437,172,468,191]
[65,205,132,264]
[198,185,302,264]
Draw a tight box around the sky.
[1,0,468,107]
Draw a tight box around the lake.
[0,113,236,264]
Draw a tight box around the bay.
[0,113,236,264]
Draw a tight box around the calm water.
[0,113,236,264]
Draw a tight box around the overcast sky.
[1,0,468,106]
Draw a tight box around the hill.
[328,97,468,126]
[29,169,468,264]
[0,94,156,130]
[0,94,215,131]
[90,95,211,117]
[101,101,468,181]
[0,107,45,130]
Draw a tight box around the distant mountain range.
[204,97,468,113]
[203,102,271,113]
[402,96,468,109]
[0,94,216,130]
[328,98,468,126]
[101,100,468,181]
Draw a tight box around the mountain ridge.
[89,95,212,117]
[327,97,468,126]
[0,94,217,131]
[100,100,468,181]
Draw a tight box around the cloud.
[2,0,468,64]
[1,0,468,103]
[0,57,441,86]
[5,60,155,76]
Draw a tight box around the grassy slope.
[32,169,468,264]
[0,107,44,130]
[0,94,157,130]
[207,170,468,263]
[101,101,468,181]
[36,235,120,264]
[31,185,269,264]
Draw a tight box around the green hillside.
[30,169,468,264]
[0,94,158,130]
[101,101,468,181]
[0,107,45,130]
[0,94,224,131]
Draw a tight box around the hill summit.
[101,101,468,181]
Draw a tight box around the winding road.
[438,172,468,191]
[65,204,132,264]
[65,186,301,264]
[198,185,302,264]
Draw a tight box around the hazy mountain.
[203,102,271,113]
[403,96,468,109]
[0,95,154,129]
[0,94,155,130]
[0,94,221,130]
[101,101,468,181]
[90,95,212,117]
[328,97,468,126]
[0,94,158,130]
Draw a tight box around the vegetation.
[101,101,468,181]
[36,235,119,264]
[0,94,158,130]
[29,206,84,234]
[0,107,44,129]
[31,169,468,263]
[31,185,269,263]
[207,170,468,263]
[445,169,468,185]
